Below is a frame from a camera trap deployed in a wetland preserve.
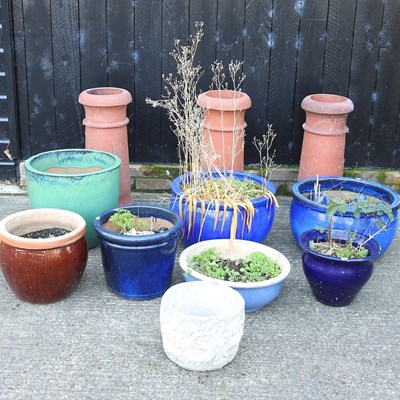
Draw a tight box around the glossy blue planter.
[299,230,381,306]
[291,176,400,255]
[170,171,276,246]
[94,205,183,300]
[25,149,121,248]
[179,239,291,313]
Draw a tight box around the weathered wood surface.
[3,0,400,171]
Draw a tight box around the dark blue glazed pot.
[170,171,276,247]
[299,230,381,307]
[94,205,183,300]
[291,176,400,255]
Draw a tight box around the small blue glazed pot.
[291,176,400,255]
[299,229,381,307]
[94,205,183,300]
[170,171,276,246]
[179,239,291,313]
[25,149,121,248]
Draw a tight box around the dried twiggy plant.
[146,22,278,241]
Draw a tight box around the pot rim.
[78,87,132,107]
[197,89,251,111]
[24,149,121,178]
[292,176,400,213]
[94,205,183,245]
[298,229,381,262]
[0,208,86,249]
[161,281,245,320]
[171,171,276,210]
[179,239,290,288]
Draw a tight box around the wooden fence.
[1,0,400,179]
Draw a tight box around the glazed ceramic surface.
[170,171,276,247]
[0,209,88,304]
[160,281,245,371]
[291,176,400,255]
[299,230,380,307]
[179,239,290,313]
[25,149,121,248]
[94,205,183,300]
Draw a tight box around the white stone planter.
[160,281,245,371]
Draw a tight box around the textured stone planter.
[298,93,354,180]
[198,90,251,171]
[160,281,245,371]
[79,87,133,205]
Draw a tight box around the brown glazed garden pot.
[197,90,251,171]
[0,209,88,304]
[298,94,354,180]
[79,87,133,205]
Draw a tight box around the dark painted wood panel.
[1,0,400,175]
[107,0,135,158]
[241,0,273,164]
[322,0,357,95]
[267,0,301,165]
[22,0,56,155]
[369,0,400,168]
[79,0,108,90]
[346,1,384,167]
[51,0,83,149]
[160,0,189,162]
[12,0,30,159]
[292,0,329,165]
[134,0,163,162]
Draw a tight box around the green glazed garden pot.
[25,149,121,248]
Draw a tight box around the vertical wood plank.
[322,0,357,95]
[216,0,246,63]
[346,1,384,167]
[292,0,329,165]
[107,0,135,160]
[23,0,57,155]
[160,0,189,162]
[51,0,83,149]
[241,0,273,164]
[267,0,301,165]
[189,0,218,89]
[369,0,400,167]
[134,0,163,162]
[79,0,107,90]
[12,0,30,158]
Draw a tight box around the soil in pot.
[307,189,389,206]
[21,228,71,239]
[103,216,173,236]
[188,247,281,283]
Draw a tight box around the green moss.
[343,169,359,178]
[376,170,387,184]
[139,164,181,179]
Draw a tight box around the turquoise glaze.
[25,149,121,248]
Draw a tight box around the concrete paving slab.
[0,193,398,400]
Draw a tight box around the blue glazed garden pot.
[94,205,183,300]
[25,149,121,248]
[291,176,400,255]
[179,239,291,313]
[299,229,381,307]
[170,171,276,247]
